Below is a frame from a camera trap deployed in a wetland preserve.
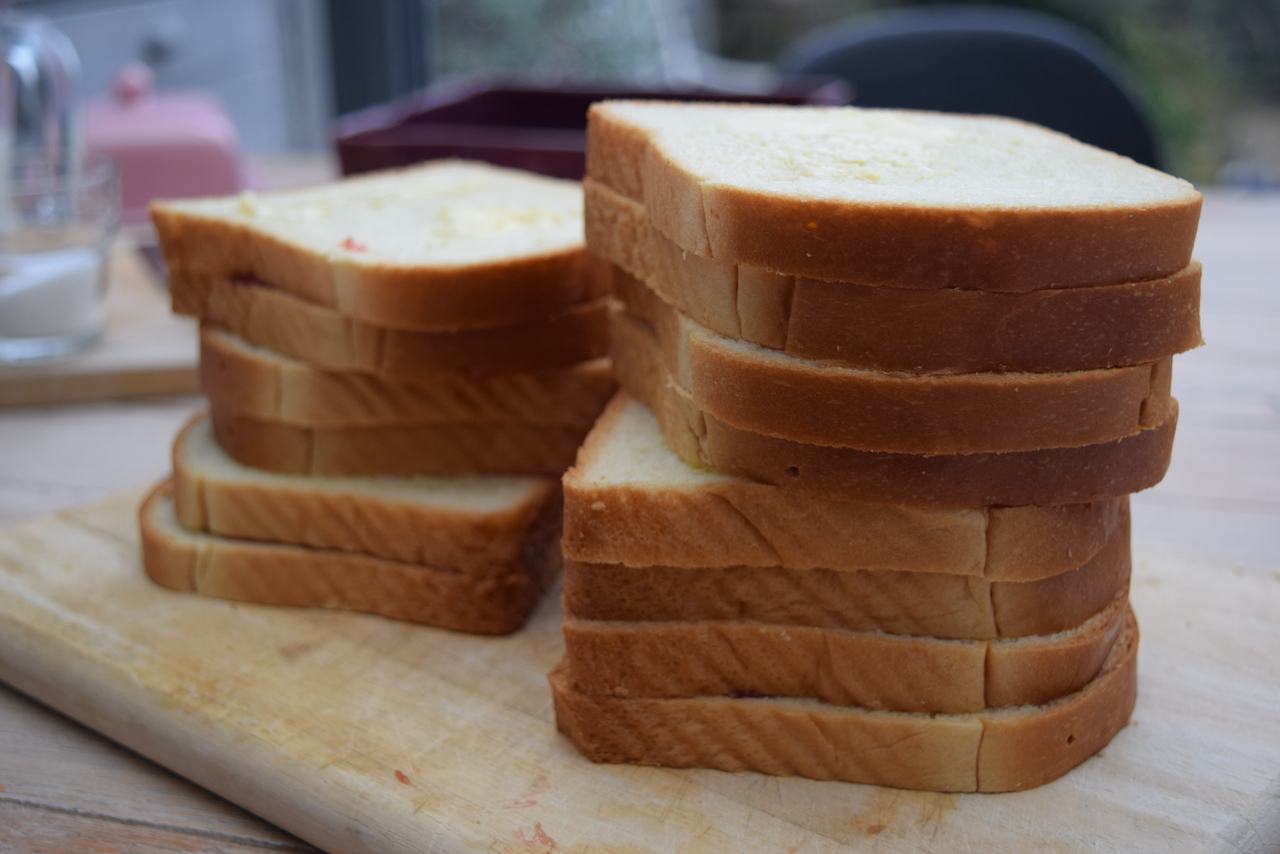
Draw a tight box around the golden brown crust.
[984,501,1123,581]
[590,183,1203,373]
[171,414,563,572]
[208,406,590,477]
[977,609,1139,791]
[198,327,616,428]
[561,594,1126,713]
[551,658,984,792]
[612,309,1178,506]
[549,609,1138,792]
[562,393,1127,580]
[990,506,1132,636]
[139,480,562,634]
[174,272,610,378]
[562,506,1129,640]
[587,102,1201,291]
[697,186,1199,291]
[615,277,1176,454]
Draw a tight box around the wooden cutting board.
[0,243,199,407]
[0,490,1276,854]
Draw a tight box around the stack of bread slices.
[139,161,616,634]
[551,102,1203,791]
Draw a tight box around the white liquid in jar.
[0,246,104,338]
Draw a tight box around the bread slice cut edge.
[612,296,1177,505]
[199,326,616,428]
[614,282,1175,454]
[175,272,610,377]
[171,412,562,572]
[208,405,592,477]
[588,181,1204,373]
[562,502,1129,641]
[562,392,1126,579]
[140,479,560,634]
[549,606,1139,792]
[560,591,1129,713]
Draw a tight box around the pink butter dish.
[86,63,251,224]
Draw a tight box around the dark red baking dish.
[333,77,851,179]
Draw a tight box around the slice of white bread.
[561,589,1127,713]
[587,101,1200,290]
[175,273,610,379]
[614,304,1177,505]
[140,480,560,634]
[616,273,1174,454]
[591,183,1204,373]
[564,502,1130,640]
[171,412,561,571]
[199,327,616,428]
[208,406,591,477]
[153,160,607,331]
[563,394,1124,580]
[550,607,1139,792]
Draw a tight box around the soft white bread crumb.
[159,160,583,268]
[610,102,1190,207]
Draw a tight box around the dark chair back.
[780,5,1160,168]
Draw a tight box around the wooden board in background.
[0,243,199,407]
[0,490,1276,854]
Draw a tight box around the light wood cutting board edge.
[0,489,1277,854]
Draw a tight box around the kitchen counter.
[0,186,1276,853]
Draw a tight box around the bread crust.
[174,273,610,378]
[588,102,1201,291]
[140,480,561,634]
[563,505,1130,640]
[549,608,1139,792]
[589,184,1204,373]
[563,394,1125,579]
[199,327,615,428]
[613,309,1177,506]
[171,413,563,571]
[209,406,590,477]
[561,593,1127,713]
[616,276,1175,454]
[153,161,608,331]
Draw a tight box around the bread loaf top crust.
[588,101,1202,290]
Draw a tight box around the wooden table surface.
[0,185,1276,853]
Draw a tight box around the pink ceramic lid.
[86,64,249,223]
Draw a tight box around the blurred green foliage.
[714,0,1280,183]
[435,0,668,81]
